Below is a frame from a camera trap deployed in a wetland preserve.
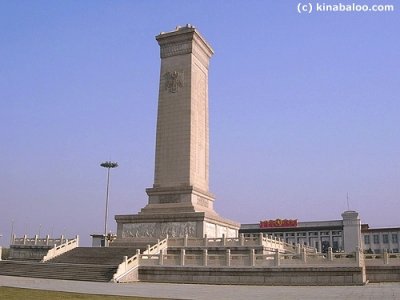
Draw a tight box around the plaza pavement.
[1,275,400,300]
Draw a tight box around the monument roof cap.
[156,24,214,57]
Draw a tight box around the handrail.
[41,236,79,262]
[112,238,168,282]
[167,234,318,254]
[11,234,71,247]
[139,248,362,268]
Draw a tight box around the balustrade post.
[34,235,38,245]
[259,233,264,246]
[76,235,80,247]
[0,246,2,261]
[355,247,363,267]
[159,249,164,265]
[296,243,301,255]
[23,234,27,245]
[222,234,226,246]
[250,249,255,267]
[203,249,208,266]
[204,234,208,247]
[45,235,49,246]
[301,247,307,263]
[274,249,280,266]
[61,235,65,244]
[123,256,128,268]
[184,234,188,247]
[226,249,231,266]
[147,244,151,254]
[239,234,244,246]
[180,249,185,266]
[328,247,333,261]
[383,249,389,265]
[136,249,141,255]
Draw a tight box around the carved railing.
[11,234,70,247]
[167,233,317,254]
[41,236,79,262]
[139,247,363,268]
[112,238,168,282]
[364,251,400,266]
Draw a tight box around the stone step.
[48,247,139,265]
[0,261,117,282]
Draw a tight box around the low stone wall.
[366,266,400,282]
[9,245,52,261]
[139,266,366,286]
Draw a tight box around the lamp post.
[100,161,118,246]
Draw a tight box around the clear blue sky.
[1,1,399,246]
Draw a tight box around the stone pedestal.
[115,25,239,241]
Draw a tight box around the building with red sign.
[240,210,400,254]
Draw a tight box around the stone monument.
[115,25,239,240]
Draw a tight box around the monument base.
[115,211,239,240]
[114,185,239,243]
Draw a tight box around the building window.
[383,234,389,244]
[364,235,370,244]
[373,234,380,244]
[393,248,399,253]
[392,234,398,243]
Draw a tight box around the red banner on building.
[259,219,298,228]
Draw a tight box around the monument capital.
[156,24,214,65]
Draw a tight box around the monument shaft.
[145,25,215,213]
[154,25,212,192]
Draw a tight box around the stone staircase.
[0,260,117,282]
[48,247,138,265]
[0,247,141,282]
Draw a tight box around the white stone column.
[342,210,362,253]
[250,249,255,267]
[328,247,333,261]
[180,249,185,266]
[383,249,389,265]
[301,247,307,263]
[259,233,264,246]
[239,234,244,246]
[159,249,164,265]
[274,250,280,267]
[226,249,231,266]
[203,249,208,266]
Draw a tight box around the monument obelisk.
[115,25,239,239]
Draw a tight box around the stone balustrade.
[365,250,400,266]
[167,233,317,254]
[41,236,79,262]
[112,238,168,283]
[11,234,70,247]
[139,247,364,268]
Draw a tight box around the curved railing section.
[112,238,168,283]
[41,236,79,262]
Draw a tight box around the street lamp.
[100,161,118,246]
